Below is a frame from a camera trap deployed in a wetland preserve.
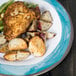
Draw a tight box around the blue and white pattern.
[0,0,72,75]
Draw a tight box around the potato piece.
[4,51,17,61]
[29,36,46,57]
[4,51,30,61]
[28,20,37,32]
[41,11,53,23]
[17,51,30,60]
[26,32,46,42]
[46,32,56,39]
[38,20,52,31]
[8,38,27,51]
[0,43,8,53]
[27,32,39,37]
[0,34,6,45]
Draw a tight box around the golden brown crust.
[40,11,53,23]
[3,1,36,40]
[16,51,30,60]
[4,51,17,61]
[4,51,30,61]
[0,43,8,53]
[8,38,27,51]
[29,36,46,57]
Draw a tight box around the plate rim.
[0,0,62,65]
[30,0,74,76]
[0,0,74,76]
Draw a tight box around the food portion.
[0,34,6,45]
[40,11,53,22]
[0,43,8,53]
[46,32,56,39]
[4,51,30,61]
[38,20,52,31]
[3,1,36,40]
[28,20,37,31]
[0,0,56,61]
[29,36,46,57]
[4,51,17,61]
[8,38,27,51]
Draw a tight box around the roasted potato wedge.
[38,20,52,31]
[4,51,30,61]
[8,38,27,51]
[16,51,30,60]
[0,43,8,53]
[28,20,37,32]
[4,51,17,61]
[29,36,46,57]
[0,34,6,45]
[41,11,53,23]
[46,32,56,39]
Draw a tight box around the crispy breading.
[3,1,36,40]
[29,36,46,57]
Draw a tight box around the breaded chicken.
[3,1,36,40]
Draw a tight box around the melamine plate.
[0,0,73,75]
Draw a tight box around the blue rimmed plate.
[0,0,73,75]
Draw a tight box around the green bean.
[24,2,38,8]
[0,0,15,31]
[0,26,3,31]
[0,0,14,13]
[0,20,3,26]
[0,20,3,31]
[28,3,38,8]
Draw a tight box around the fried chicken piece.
[3,1,36,40]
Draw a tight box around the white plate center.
[0,0,62,66]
